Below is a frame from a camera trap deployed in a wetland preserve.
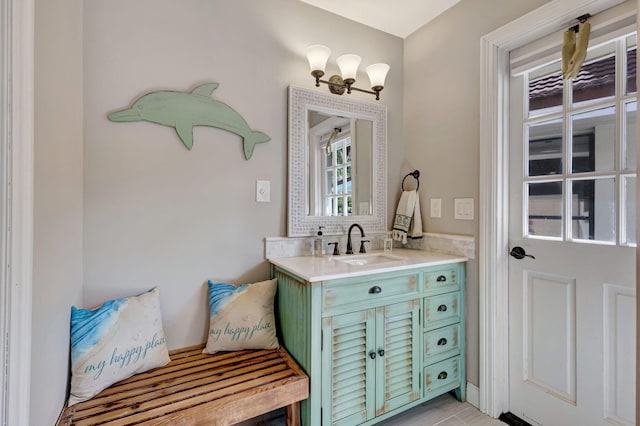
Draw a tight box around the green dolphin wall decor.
[108,83,270,160]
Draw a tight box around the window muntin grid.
[523,32,637,246]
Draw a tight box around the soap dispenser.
[314,226,325,256]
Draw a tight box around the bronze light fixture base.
[328,75,346,95]
[310,72,383,100]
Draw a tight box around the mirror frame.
[288,86,387,236]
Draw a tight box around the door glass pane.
[528,61,562,116]
[337,168,343,193]
[625,101,637,170]
[573,43,616,105]
[527,181,563,238]
[337,197,344,215]
[528,119,563,176]
[571,106,615,173]
[626,34,637,95]
[337,146,344,165]
[346,165,352,193]
[624,175,637,245]
[571,178,616,243]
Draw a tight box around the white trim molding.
[479,0,628,418]
[466,382,480,409]
[3,0,34,424]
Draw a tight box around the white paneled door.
[508,28,636,425]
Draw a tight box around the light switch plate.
[430,198,442,218]
[256,180,270,202]
[454,198,474,220]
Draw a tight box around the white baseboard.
[466,382,480,408]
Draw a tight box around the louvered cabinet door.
[374,299,421,416]
[322,309,376,426]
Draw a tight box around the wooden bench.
[57,344,309,426]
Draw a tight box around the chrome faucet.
[346,223,365,255]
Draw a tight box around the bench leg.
[285,402,301,426]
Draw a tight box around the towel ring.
[402,170,420,191]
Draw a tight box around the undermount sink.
[333,253,404,266]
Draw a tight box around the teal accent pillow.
[203,279,279,354]
[68,287,170,405]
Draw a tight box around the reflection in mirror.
[308,110,372,216]
[288,86,387,237]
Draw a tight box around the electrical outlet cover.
[256,180,270,202]
[454,198,474,220]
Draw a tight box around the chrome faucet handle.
[328,242,340,256]
[359,240,370,253]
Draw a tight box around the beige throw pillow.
[68,287,170,405]
[203,279,280,354]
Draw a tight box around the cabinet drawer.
[423,267,460,294]
[423,292,460,330]
[424,323,461,365]
[424,356,461,395]
[323,273,418,309]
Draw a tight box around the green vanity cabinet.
[321,300,421,425]
[271,260,466,426]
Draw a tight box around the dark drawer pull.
[438,371,448,380]
[437,338,447,346]
[378,349,385,357]
[436,275,447,282]
[369,351,376,360]
[437,304,448,312]
[369,286,382,294]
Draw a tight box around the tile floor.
[377,393,504,426]
[240,393,505,425]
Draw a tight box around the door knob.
[510,246,535,260]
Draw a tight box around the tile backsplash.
[264,232,475,259]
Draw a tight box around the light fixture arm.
[311,71,382,100]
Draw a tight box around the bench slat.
[96,350,275,397]
[79,351,282,405]
[70,357,287,421]
[58,346,309,426]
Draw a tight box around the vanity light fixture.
[305,44,390,101]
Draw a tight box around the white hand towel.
[392,190,423,244]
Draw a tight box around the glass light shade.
[366,63,390,89]
[306,45,331,73]
[336,54,362,81]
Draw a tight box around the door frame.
[478,0,632,418]
[1,0,34,424]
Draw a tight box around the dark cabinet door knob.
[369,351,376,359]
[378,349,385,357]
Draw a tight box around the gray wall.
[32,0,84,424]
[403,0,550,386]
[81,0,404,350]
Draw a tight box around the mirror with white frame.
[288,86,387,237]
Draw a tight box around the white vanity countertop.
[268,249,467,282]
